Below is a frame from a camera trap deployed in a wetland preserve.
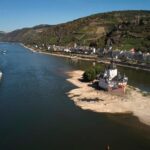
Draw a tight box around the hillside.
[1,10,150,51]
[0,31,6,40]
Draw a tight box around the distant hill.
[0,31,6,40]
[1,10,150,51]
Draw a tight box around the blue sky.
[0,0,149,32]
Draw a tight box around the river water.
[0,43,150,150]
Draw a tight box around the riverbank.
[22,44,150,72]
[22,44,96,61]
[67,70,150,126]
[21,44,37,53]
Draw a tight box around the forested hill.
[1,10,150,51]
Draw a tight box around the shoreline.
[22,44,150,72]
[22,44,96,61]
[66,70,150,126]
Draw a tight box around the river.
[0,43,150,150]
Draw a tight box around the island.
[67,70,150,126]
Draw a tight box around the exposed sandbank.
[67,70,150,126]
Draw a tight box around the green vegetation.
[83,65,101,82]
[83,68,96,82]
[1,10,150,52]
[94,65,101,74]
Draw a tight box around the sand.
[67,70,150,126]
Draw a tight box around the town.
[27,42,150,71]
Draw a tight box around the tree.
[94,65,101,74]
[83,68,96,82]
[89,42,97,48]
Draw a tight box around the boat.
[0,71,2,80]
[98,61,128,92]
[0,50,7,55]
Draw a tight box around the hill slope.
[0,31,6,40]
[1,10,150,51]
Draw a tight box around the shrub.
[83,68,96,82]
[94,65,101,74]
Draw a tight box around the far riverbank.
[22,44,150,72]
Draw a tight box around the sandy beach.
[67,70,150,126]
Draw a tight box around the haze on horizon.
[0,0,149,32]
